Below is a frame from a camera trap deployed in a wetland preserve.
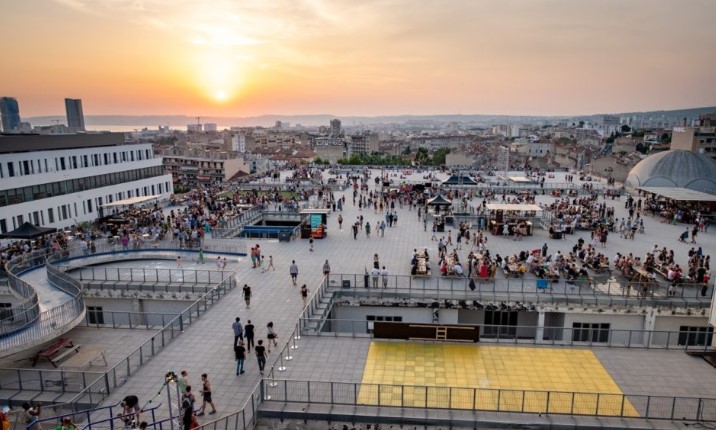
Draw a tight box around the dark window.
[7,163,14,177]
[60,157,66,170]
[484,311,518,338]
[0,219,6,233]
[572,323,610,343]
[87,306,104,324]
[48,208,54,223]
[61,205,68,220]
[22,160,30,175]
[87,199,92,213]
[678,326,713,346]
[0,303,13,321]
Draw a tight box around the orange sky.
[2,0,716,117]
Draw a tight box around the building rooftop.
[2,169,715,429]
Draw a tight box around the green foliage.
[431,148,451,165]
[631,129,645,138]
[661,132,671,143]
[312,157,330,165]
[337,153,410,166]
[621,124,631,133]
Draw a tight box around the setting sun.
[214,90,228,102]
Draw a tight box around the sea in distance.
[85,125,234,132]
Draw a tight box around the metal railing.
[1,252,43,335]
[0,366,105,394]
[0,250,86,352]
[300,319,714,351]
[323,273,713,306]
[66,266,231,285]
[211,205,263,239]
[196,383,263,430]
[64,272,237,411]
[65,239,246,256]
[261,379,716,422]
[77,310,181,330]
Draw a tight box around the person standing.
[21,402,41,430]
[231,318,243,348]
[234,339,246,375]
[309,237,314,252]
[242,284,252,309]
[177,370,190,396]
[290,260,299,285]
[300,284,310,307]
[177,256,183,268]
[197,374,216,416]
[381,266,389,288]
[266,255,275,271]
[371,266,380,288]
[338,214,343,229]
[267,322,278,352]
[323,260,331,276]
[198,249,204,264]
[244,320,255,352]
[255,340,267,376]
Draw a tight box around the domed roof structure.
[626,150,716,193]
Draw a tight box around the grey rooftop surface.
[4,169,716,428]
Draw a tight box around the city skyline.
[2,0,716,118]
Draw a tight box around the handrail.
[300,318,714,351]
[1,251,43,332]
[321,272,713,305]
[261,379,716,421]
[65,270,237,407]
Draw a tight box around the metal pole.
[166,382,175,430]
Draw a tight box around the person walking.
[198,249,204,264]
[234,339,246,375]
[267,322,278,352]
[177,256,183,268]
[338,214,343,229]
[231,317,243,347]
[267,255,275,271]
[300,284,310,307]
[309,237,314,252]
[177,370,190,396]
[323,259,331,276]
[244,320,255,351]
[255,340,267,376]
[290,260,299,285]
[242,284,252,309]
[197,374,216,416]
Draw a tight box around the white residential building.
[0,133,173,232]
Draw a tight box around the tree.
[621,124,631,133]
[431,148,451,165]
[661,133,671,143]
[578,121,585,128]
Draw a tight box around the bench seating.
[59,345,107,369]
[33,337,78,367]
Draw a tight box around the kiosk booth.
[300,208,330,239]
[485,203,542,236]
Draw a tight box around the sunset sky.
[2,0,715,117]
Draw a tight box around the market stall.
[484,203,542,237]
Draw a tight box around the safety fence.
[300,318,714,351]
[260,379,716,422]
[1,252,43,337]
[323,273,713,306]
[64,266,230,286]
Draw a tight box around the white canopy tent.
[638,187,716,202]
[100,195,161,208]
[484,203,544,213]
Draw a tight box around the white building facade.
[0,133,172,232]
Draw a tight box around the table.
[633,267,657,287]
[59,346,107,370]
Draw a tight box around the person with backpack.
[181,386,196,415]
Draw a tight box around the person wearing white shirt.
[381,266,389,288]
[371,267,381,288]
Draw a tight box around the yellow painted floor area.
[358,342,638,417]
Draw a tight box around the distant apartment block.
[0,97,21,133]
[64,98,85,131]
[162,153,249,188]
[670,113,716,162]
[330,119,342,137]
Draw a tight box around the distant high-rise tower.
[65,98,85,131]
[0,97,21,133]
[330,119,341,138]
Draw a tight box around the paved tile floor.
[7,169,716,426]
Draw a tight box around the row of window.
[0,166,165,207]
[0,148,154,178]
[0,180,170,233]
